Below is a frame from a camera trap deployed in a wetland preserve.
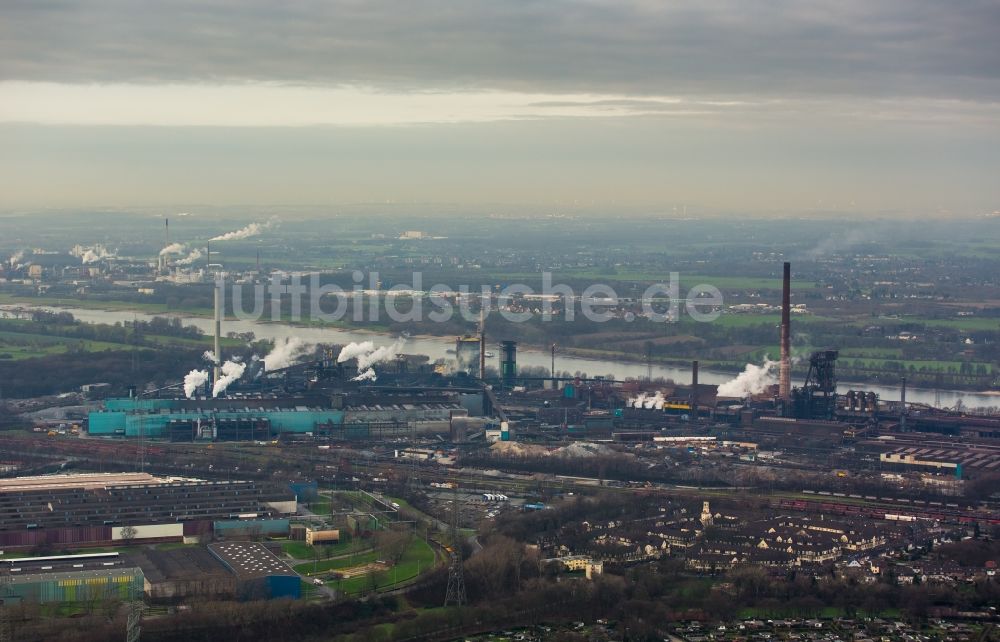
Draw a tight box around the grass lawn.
[294,548,379,575]
[838,357,994,373]
[153,541,197,551]
[0,329,125,358]
[305,498,332,514]
[499,268,816,289]
[840,347,904,358]
[0,321,243,360]
[336,537,437,596]
[282,533,357,561]
[282,541,317,559]
[870,314,1000,332]
[707,313,836,328]
[915,317,1000,331]
[0,293,212,316]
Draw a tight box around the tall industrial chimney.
[900,376,907,432]
[691,360,699,419]
[479,305,486,380]
[213,274,222,384]
[779,262,791,400]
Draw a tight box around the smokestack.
[213,275,222,384]
[900,377,907,431]
[691,360,699,418]
[479,305,486,379]
[159,218,170,274]
[779,262,791,400]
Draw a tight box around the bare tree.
[374,529,411,565]
[120,524,138,545]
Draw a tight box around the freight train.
[777,497,1000,526]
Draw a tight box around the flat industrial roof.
[3,552,140,584]
[126,547,231,584]
[6,565,142,586]
[0,472,165,493]
[208,542,297,580]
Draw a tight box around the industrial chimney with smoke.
[779,261,791,400]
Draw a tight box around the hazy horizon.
[1,0,998,214]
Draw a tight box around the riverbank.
[2,299,996,407]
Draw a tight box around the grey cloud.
[1,0,999,101]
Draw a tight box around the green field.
[0,317,242,360]
[304,497,332,514]
[295,549,380,575]
[153,542,197,551]
[838,357,995,373]
[476,268,817,289]
[914,317,1000,331]
[0,293,213,316]
[0,329,125,359]
[281,533,355,561]
[839,347,904,358]
[281,541,317,559]
[336,537,437,596]
[703,313,836,328]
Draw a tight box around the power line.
[125,573,143,642]
[0,563,11,642]
[443,486,466,607]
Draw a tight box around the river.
[3,304,997,409]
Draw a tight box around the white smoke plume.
[159,242,186,256]
[203,350,219,364]
[183,369,209,398]
[212,360,246,397]
[175,248,203,266]
[264,337,314,370]
[356,339,405,371]
[210,223,261,241]
[337,338,405,382]
[71,244,115,264]
[8,250,24,268]
[337,341,375,363]
[716,359,777,397]
[352,368,377,382]
[628,391,666,409]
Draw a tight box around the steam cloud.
[337,341,375,363]
[628,391,666,409]
[210,217,277,242]
[337,338,405,382]
[263,337,314,370]
[175,248,203,266]
[71,244,115,264]
[159,242,186,256]
[203,350,219,364]
[210,223,261,241]
[8,250,24,268]
[356,339,405,371]
[353,368,377,382]
[212,360,246,397]
[183,369,209,398]
[716,359,777,397]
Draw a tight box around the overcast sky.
[1,0,998,214]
